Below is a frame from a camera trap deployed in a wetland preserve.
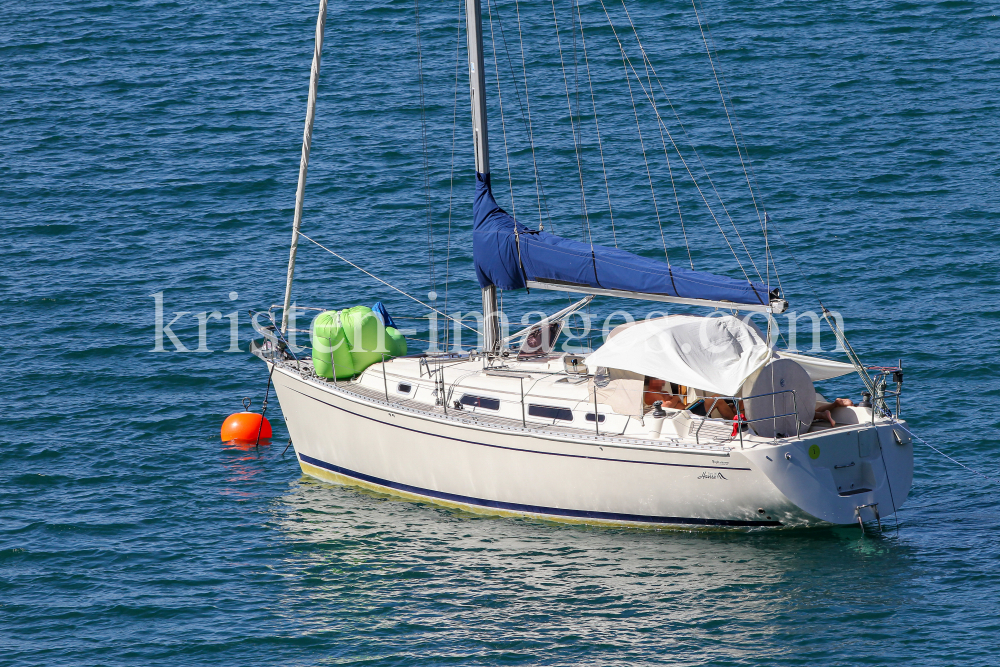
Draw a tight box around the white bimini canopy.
[585,315,772,396]
[773,350,855,382]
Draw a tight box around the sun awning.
[773,350,855,382]
[584,315,773,396]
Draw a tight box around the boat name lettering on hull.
[698,471,728,480]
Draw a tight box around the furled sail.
[472,173,778,308]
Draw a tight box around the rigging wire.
[691,0,785,296]
[413,0,435,293]
[489,0,554,232]
[550,0,592,247]
[615,0,765,285]
[638,47,693,268]
[512,0,545,230]
[893,422,1000,486]
[596,0,755,287]
[689,0,766,272]
[697,10,785,294]
[571,0,584,219]
[618,32,667,261]
[296,231,479,334]
[444,0,463,352]
[641,63,765,286]
[486,0,517,220]
[605,0,692,267]
[487,0,529,285]
[575,2,618,247]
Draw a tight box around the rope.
[486,0,517,221]
[296,231,479,334]
[894,422,1000,486]
[413,0,434,293]
[444,0,463,352]
[598,0,755,287]
[490,0,554,231]
[575,3,618,247]
[618,31,666,261]
[616,0,764,285]
[550,0,592,247]
[695,4,784,293]
[512,0,545,230]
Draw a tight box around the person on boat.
[814,398,855,426]
[671,390,857,428]
[647,376,855,427]
[712,396,856,425]
[645,379,738,417]
[710,396,855,425]
[643,378,686,410]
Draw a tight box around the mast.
[281,0,329,334]
[465,0,501,353]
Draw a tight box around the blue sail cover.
[472,173,774,306]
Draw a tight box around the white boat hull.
[270,362,913,529]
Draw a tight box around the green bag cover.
[340,306,399,373]
[385,326,407,358]
[313,305,407,379]
[339,306,376,368]
[310,310,355,380]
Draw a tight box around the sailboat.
[250,0,913,529]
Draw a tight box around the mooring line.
[893,422,1000,485]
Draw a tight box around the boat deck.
[293,362,742,454]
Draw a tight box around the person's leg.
[815,409,835,426]
[715,399,737,421]
[816,397,855,412]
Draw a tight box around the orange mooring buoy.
[222,398,272,442]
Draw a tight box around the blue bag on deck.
[371,301,397,329]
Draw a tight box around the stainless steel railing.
[692,389,801,448]
[866,365,904,422]
[249,309,301,372]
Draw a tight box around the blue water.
[4,0,1000,664]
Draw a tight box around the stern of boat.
[740,421,913,526]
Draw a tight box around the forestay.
[585,314,772,396]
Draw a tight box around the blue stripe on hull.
[298,453,782,528]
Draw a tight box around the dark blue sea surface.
[3,0,1000,664]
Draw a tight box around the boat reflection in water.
[272,476,916,661]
